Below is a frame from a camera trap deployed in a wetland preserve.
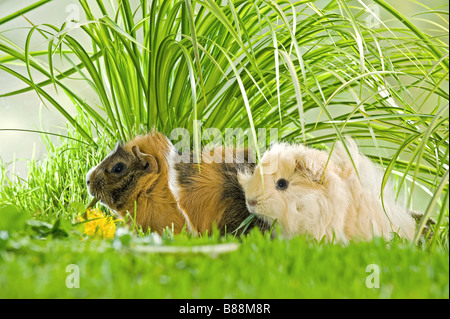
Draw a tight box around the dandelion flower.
[79,208,116,239]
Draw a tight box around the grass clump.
[0,125,110,223]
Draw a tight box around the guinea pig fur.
[86,132,269,235]
[166,144,269,235]
[237,138,416,242]
[86,132,186,234]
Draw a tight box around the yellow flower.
[79,208,116,239]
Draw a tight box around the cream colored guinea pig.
[237,138,417,242]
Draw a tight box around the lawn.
[1,220,448,299]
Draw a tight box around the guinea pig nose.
[247,199,258,207]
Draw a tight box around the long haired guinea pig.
[237,138,417,242]
[86,132,269,235]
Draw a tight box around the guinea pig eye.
[111,162,126,174]
[276,178,289,190]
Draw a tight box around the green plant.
[0,120,109,223]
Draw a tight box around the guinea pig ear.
[295,158,323,183]
[237,169,252,188]
[132,145,159,173]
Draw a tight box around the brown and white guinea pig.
[86,131,269,235]
[237,138,417,242]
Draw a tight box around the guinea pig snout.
[86,165,98,186]
[85,165,103,196]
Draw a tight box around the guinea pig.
[86,131,269,235]
[237,138,417,242]
[86,132,186,234]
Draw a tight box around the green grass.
[0,130,108,223]
[0,224,448,299]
